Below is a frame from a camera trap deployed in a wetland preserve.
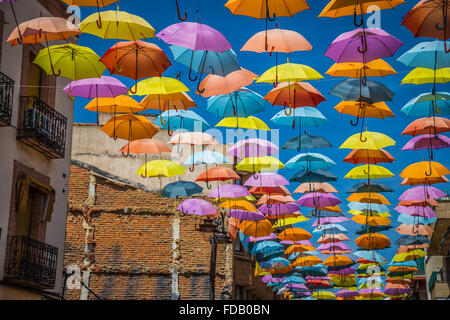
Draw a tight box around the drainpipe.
[171,213,181,300]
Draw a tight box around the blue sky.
[72,1,450,263]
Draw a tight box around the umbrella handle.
[196,83,205,94]
[436,14,447,31]
[121,151,130,158]
[359,130,367,142]
[129,83,138,94]
[350,117,359,126]
[50,63,61,77]
[96,2,103,29]
[206,181,212,189]
[269,46,275,56]
[176,71,182,79]
[189,163,195,172]
[353,9,364,27]
[160,113,167,126]
[357,35,368,53]
[10,2,23,44]
[425,163,432,176]
[188,65,198,81]
[266,0,276,21]
[114,59,123,73]
[176,0,188,21]
[283,105,292,116]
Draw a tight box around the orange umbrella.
[293,255,322,267]
[220,200,258,212]
[317,233,349,244]
[335,101,394,119]
[319,205,343,213]
[351,215,391,226]
[323,255,353,267]
[249,186,291,195]
[101,41,171,93]
[277,227,312,241]
[386,278,412,285]
[397,244,429,252]
[355,233,391,250]
[401,0,450,51]
[228,217,240,240]
[294,182,337,193]
[325,59,397,78]
[356,258,384,265]
[7,16,81,46]
[284,244,316,255]
[347,192,391,205]
[101,113,159,141]
[321,249,351,255]
[241,28,312,53]
[401,176,449,186]
[343,149,395,164]
[398,198,439,207]
[119,138,171,156]
[196,68,257,97]
[264,82,325,115]
[395,224,434,236]
[196,167,240,182]
[400,161,450,179]
[269,265,294,275]
[401,117,450,136]
[256,194,295,205]
[239,219,273,238]
[139,92,197,111]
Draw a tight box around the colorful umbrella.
[228,138,279,158]
[197,68,258,97]
[177,199,218,217]
[216,115,271,130]
[60,0,119,29]
[402,117,450,136]
[207,88,265,117]
[161,181,202,198]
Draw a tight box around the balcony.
[0,71,14,126]
[428,203,450,256]
[429,271,450,300]
[4,235,58,289]
[17,96,67,158]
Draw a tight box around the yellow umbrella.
[129,77,189,96]
[392,249,426,262]
[312,291,336,300]
[401,67,450,85]
[85,95,145,113]
[346,192,391,205]
[101,114,159,144]
[256,62,323,85]
[80,9,155,40]
[344,165,394,180]
[400,161,450,179]
[239,219,273,238]
[215,116,271,131]
[60,1,119,29]
[340,130,396,150]
[284,244,316,255]
[326,59,397,78]
[348,210,391,217]
[335,101,394,119]
[137,159,186,178]
[236,156,284,172]
[272,215,308,227]
[318,0,404,18]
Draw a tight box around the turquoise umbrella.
[285,153,336,171]
[397,40,450,69]
[161,180,202,198]
[183,150,230,166]
[347,202,389,213]
[282,276,307,284]
[312,223,347,234]
[401,92,450,117]
[169,45,240,78]
[153,109,209,134]
[397,214,436,225]
[260,257,291,270]
[207,88,265,117]
[354,250,387,264]
[282,133,332,150]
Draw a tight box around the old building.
[425,201,450,300]
[0,1,75,299]
[64,120,277,299]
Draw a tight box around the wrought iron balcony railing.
[0,71,14,126]
[17,96,67,158]
[4,235,58,289]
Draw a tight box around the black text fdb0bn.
[223,305,270,315]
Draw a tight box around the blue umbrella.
[169,45,240,77]
[397,213,436,225]
[312,223,347,234]
[347,202,389,213]
[397,41,450,69]
[295,264,328,277]
[290,169,338,183]
[153,109,209,133]
[285,153,336,171]
[354,250,387,264]
[388,261,418,268]
[161,180,202,198]
[355,225,392,235]
[394,235,430,246]
[401,92,450,117]
[347,182,393,193]
[282,276,307,284]
[282,133,333,150]
[183,150,230,166]
[251,241,284,256]
[260,257,291,270]
[207,88,265,117]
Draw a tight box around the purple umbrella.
[228,138,279,158]
[229,209,265,221]
[384,287,409,296]
[245,233,278,242]
[63,76,128,98]
[328,267,356,276]
[359,288,384,295]
[280,240,313,246]
[336,289,360,298]
[317,242,351,251]
[259,203,299,216]
[402,134,450,151]
[156,22,232,52]
[177,199,217,216]
[312,216,349,226]
[208,184,250,199]
[394,205,437,218]
[244,172,288,187]
[283,283,309,291]
[305,276,330,281]
[398,186,446,201]
[297,193,342,208]
[325,28,404,63]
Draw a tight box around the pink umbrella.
[312,216,349,226]
[227,138,279,158]
[229,209,265,221]
[259,203,299,215]
[208,184,250,199]
[177,199,218,217]
[294,182,337,193]
[394,205,437,218]
[280,240,313,246]
[317,242,351,251]
[244,172,288,187]
[401,134,450,151]
[245,233,278,242]
[297,193,342,208]
[398,186,446,201]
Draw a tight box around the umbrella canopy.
[330,79,394,103]
[220,200,258,212]
[183,151,230,166]
[101,114,159,141]
[225,0,310,19]
[402,117,450,136]
[119,138,171,155]
[399,186,446,201]
[401,92,450,117]
[282,134,332,150]
[153,110,209,132]
[352,215,391,226]
[285,153,336,171]
[278,228,312,241]
[256,62,323,84]
[397,40,450,69]
[33,43,106,80]
[294,182,337,194]
[401,176,449,186]
[239,219,273,238]
[243,172,289,187]
[129,76,189,96]
[343,148,395,164]
[208,184,250,199]
[402,134,450,151]
[297,193,342,208]
[334,101,394,119]
[177,199,218,217]
[394,205,437,218]
[137,160,186,178]
[290,169,338,183]
[229,210,266,221]
[228,138,279,158]
[323,255,354,267]
[215,116,270,130]
[259,203,299,216]
[264,82,326,109]
[139,92,197,111]
[326,59,397,78]
[319,0,404,18]
[207,89,265,118]
[196,167,240,182]
[344,164,394,179]
[396,224,434,236]
[400,161,450,179]
[271,107,329,127]
[85,95,144,114]
[249,186,291,196]
[156,22,231,51]
[80,10,155,40]
[65,76,128,99]
[169,132,219,146]
[241,28,312,53]
[347,182,393,193]
[161,181,202,198]
[355,233,391,250]
[236,156,284,172]
[401,67,450,85]
[196,68,258,97]
[340,130,396,150]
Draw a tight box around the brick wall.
[64,163,234,300]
